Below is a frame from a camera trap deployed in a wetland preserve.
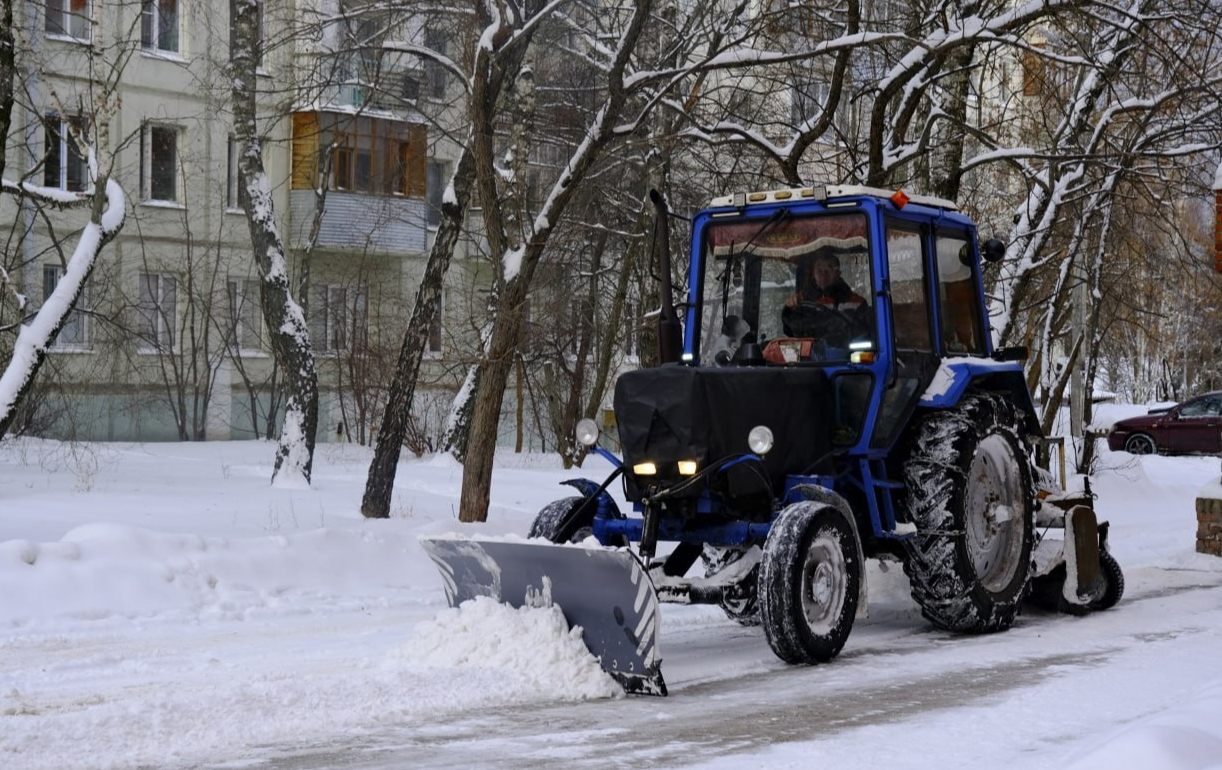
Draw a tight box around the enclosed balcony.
[287,111,429,254]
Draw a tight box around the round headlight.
[575,418,600,447]
[748,425,774,455]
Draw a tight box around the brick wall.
[1197,495,1222,556]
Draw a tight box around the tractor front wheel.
[529,496,626,546]
[901,394,1036,633]
[702,545,761,626]
[759,502,860,664]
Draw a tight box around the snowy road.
[244,565,1222,770]
[4,439,1222,770]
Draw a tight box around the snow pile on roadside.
[0,523,421,626]
[403,596,620,701]
[1197,475,1222,501]
[1063,679,1222,769]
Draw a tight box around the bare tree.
[230,0,319,484]
[0,0,129,438]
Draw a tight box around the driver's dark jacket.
[784,279,867,311]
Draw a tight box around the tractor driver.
[781,250,872,349]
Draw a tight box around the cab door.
[871,220,938,449]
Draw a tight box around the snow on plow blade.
[419,536,667,696]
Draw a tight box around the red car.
[1107,392,1222,455]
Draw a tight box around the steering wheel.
[782,302,854,346]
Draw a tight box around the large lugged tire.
[900,393,1036,633]
[759,502,861,664]
[529,497,586,542]
[529,496,626,546]
[1025,549,1124,615]
[702,545,761,626]
[1088,550,1124,611]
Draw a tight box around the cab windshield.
[699,211,874,365]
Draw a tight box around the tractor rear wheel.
[759,502,860,664]
[900,393,1035,633]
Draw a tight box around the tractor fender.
[918,358,1040,436]
[787,484,869,619]
[559,477,623,518]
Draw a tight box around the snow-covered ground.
[2,415,1221,770]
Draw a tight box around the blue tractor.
[422,185,1123,695]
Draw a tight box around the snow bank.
[1197,476,1222,501]
[402,596,619,701]
[1063,679,1222,769]
[0,524,419,626]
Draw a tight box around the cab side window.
[885,224,931,350]
[934,232,986,355]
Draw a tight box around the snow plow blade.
[419,536,667,696]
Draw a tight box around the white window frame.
[137,272,178,353]
[423,29,448,100]
[425,289,443,358]
[44,114,88,192]
[226,278,265,355]
[791,78,832,136]
[426,159,447,227]
[141,122,182,204]
[226,135,241,212]
[311,284,368,354]
[45,0,92,42]
[43,265,91,351]
[141,0,180,55]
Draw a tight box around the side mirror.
[993,345,1028,362]
[982,238,1006,263]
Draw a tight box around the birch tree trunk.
[457,0,655,523]
[361,149,475,517]
[230,0,319,485]
[0,0,127,438]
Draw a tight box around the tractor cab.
[684,185,995,457]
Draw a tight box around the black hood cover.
[613,365,834,501]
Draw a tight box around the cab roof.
[707,184,958,212]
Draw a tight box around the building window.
[427,290,443,356]
[331,120,406,194]
[141,0,179,54]
[424,30,447,99]
[226,135,239,209]
[141,123,179,202]
[791,78,831,133]
[43,266,90,349]
[290,112,426,198]
[227,278,263,352]
[44,115,88,192]
[45,0,91,41]
[254,1,265,68]
[310,284,367,353]
[426,160,447,226]
[137,272,177,351]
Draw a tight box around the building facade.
[1,0,479,445]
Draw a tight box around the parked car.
[1107,392,1222,455]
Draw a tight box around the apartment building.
[1,0,473,444]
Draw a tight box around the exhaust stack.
[650,189,683,365]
